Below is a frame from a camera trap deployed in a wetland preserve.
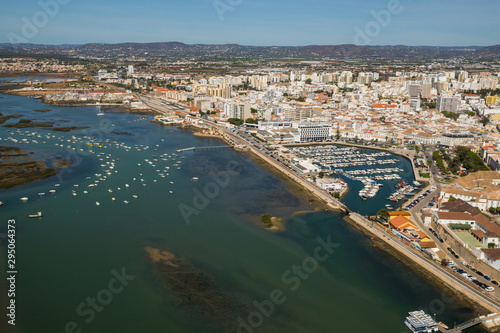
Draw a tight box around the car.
[484,275,491,281]
[471,268,477,272]
[477,271,484,276]
[492,280,499,286]
[486,286,495,292]
[447,247,452,252]
[454,254,459,259]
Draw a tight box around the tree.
[305,78,312,84]
[489,207,497,215]
[481,117,490,126]
[449,196,456,202]
[245,118,258,124]
[250,108,257,114]
[377,209,390,217]
[227,118,244,126]
[489,243,496,249]
[318,171,324,178]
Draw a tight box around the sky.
[0,0,498,46]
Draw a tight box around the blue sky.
[0,0,498,46]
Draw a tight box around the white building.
[297,121,331,142]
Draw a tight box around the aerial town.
[3,51,500,332]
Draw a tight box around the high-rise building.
[437,95,459,112]
[408,84,421,98]
[127,65,134,75]
[421,83,432,99]
[486,95,498,105]
[224,102,251,119]
[284,106,313,121]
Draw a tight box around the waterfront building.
[297,121,331,142]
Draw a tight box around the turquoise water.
[0,94,485,332]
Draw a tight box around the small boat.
[112,197,116,201]
[49,189,56,193]
[192,177,199,181]
[169,191,173,194]
[124,200,129,204]
[20,197,29,201]
[125,184,129,187]
[29,212,43,218]
[0,201,3,206]
[38,192,46,196]
[108,189,113,193]
[96,201,100,206]
[83,191,88,194]
[55,184,60,187]
[132,195,138,199]
[72,192,77,196]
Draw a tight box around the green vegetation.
[432,150,447,173]
[448,223,471,230]
[488,243,496,249]
[452,146,489,173]
[227,118,244,126]
[377,209,390,217]
[441,111,460,121]
[261,214,273,227]
[333,192,340,198]
[245,118,258,124]
[449,196,456,202]
[420,173,430,178]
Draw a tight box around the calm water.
[0,94,484,333]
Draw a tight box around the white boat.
[38,192,45,196]
[29,212,43,218]
[49,189,56,193]
[0,201,3,206]
[96,201,100,206]
[112,197,116,201]
[192,177,199,181]
[124,200,129,204]
[132,195,138,199]
[20,197,29,201]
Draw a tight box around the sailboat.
[96,105,104,116]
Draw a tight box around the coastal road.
[350,212,500,313]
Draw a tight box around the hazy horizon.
[1,0,498,47]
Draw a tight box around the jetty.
[176,145,231,153]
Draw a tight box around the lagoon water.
[0,94,485,332]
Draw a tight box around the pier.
[176,145,232,153]
[437,317,482,332]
